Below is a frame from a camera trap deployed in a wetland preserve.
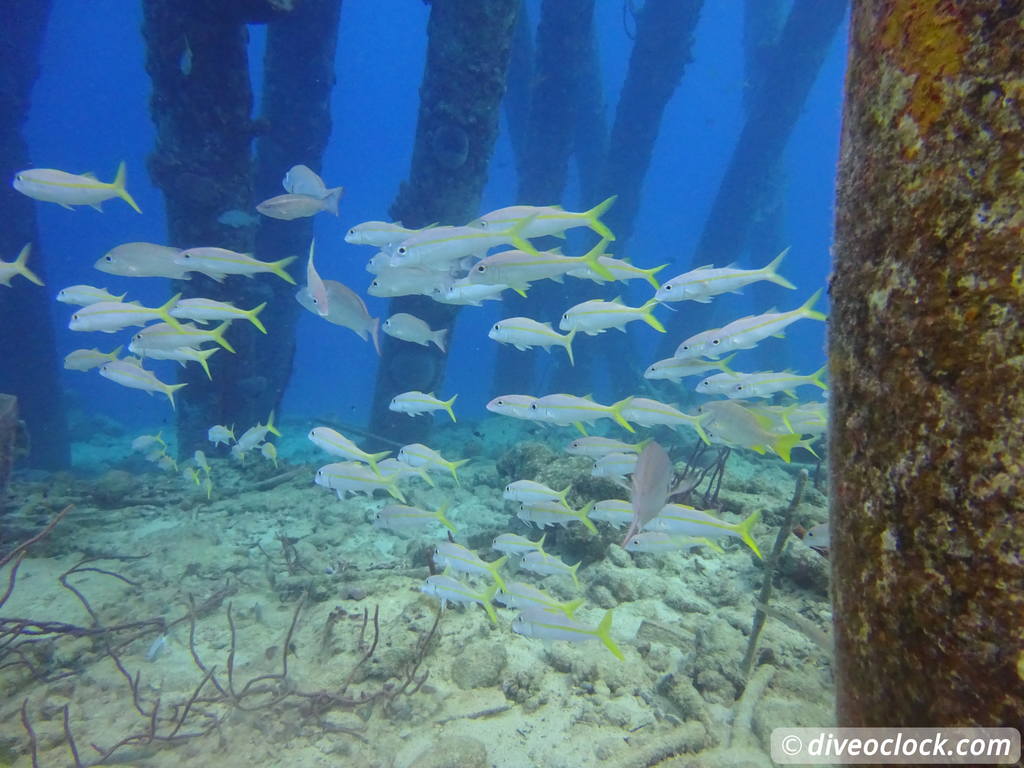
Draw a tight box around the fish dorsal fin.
[611,296,623,304]
[581,393,595,400]
[82,172,97,179]
[696,264,713,270]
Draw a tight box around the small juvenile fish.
[207,424,235,446]
[389,391,457,422]
[94,243,190,280]
[170,298,267,334]
[307,427,390,472]
[57,285,127,307]
[131,431,165,452]
[471,196,617,241]
[564,436,649,459]
[157,454,178,472]
[194,450,210,474]
[256,187,343,220]
[382,313,447,351]
[489,317,574,365]
[420,574,498,624]
[131,321,235,353]
[559,297,664,336]
[14,161,141,213]
[512,608,623,660]
[519,550,582,589]
[99,360,186,409]
[64,345,122,371]
[495,581,584,619]
[433,541,507,590]
[234,411,282,453]
[396,443,470,485]
[0,244,43,287]
[517,500,598,535]
[69,294,183,334]
[655,249,795,303]
[492,532,546,556]
[373,503,455,533]
[503,479,570,506]
[645,503,762,559]
[261,442,278,468]
[296,279,380,353]
[643,353,736,382]
[184,466,201,486]
[175,247,297,284]
[315,461,405,502]
[485,394,539,421]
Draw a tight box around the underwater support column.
[142,0,258,454]
[830,0,1024,727]
[230,0,343,435]
[491,0,597,396]
[692,0,846,267]
[0,0,69,469]
[367,0,519,446]
[595,0,703,396]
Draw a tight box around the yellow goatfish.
[13,161,141,213]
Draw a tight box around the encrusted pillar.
[142,0,259,453]
[830,0,1024,728]
[0,0,69,469]
[367,0,519,446]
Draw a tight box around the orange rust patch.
[880,0,966,134]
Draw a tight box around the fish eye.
[397,246,407,255]
[735,384,744,390]
[664,285,672,291]
[72,313,79,320]
[561,313,568,320]
[182,253,191,259]
[712,339,720,345]
[496,399,504,406]
[529,403,538,410]
[475,265,485,272]
[348,229,355,235]
[104,256,113,262]
[492,323,499,331]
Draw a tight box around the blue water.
[22,0,845,439]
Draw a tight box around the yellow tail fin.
[596,610,625,660]
[13,244,43,286]
[269,255,298,285]
[247,301,268,334]
[585,195,617,241]
[112,161,142,214]
[735,509,763,559]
